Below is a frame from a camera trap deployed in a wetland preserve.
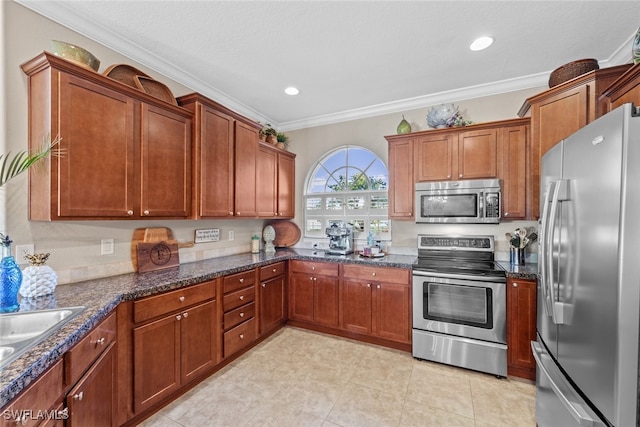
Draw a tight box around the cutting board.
[131,227,193,272]
[268,220,301,247]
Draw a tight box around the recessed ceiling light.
[284,86,299,95]
[470,36,494,51]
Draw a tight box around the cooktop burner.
[413,234,506,278]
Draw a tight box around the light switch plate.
[194,228,220,243]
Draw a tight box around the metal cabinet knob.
[239,278,244,283]
[505,212,510,217]
[176,315,182,320]
[73,391,84,401]
[272,268,277,273]
[239,312,245,318]
[239,295,244,301]
[127,210,134,216]
[229,212,233,215]
[183,312,189,318]
[95,337,105,346]
[367,283,371,288]
[179,296,185,302]
[372,272,376,276]
[513,282,519,288]
[143,210,150,215]
[262,283,266,288]
[377,285,381,289]
[239,334,244,340]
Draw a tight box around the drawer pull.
[239,312,245,318]
[372,272,376,276]
[95,337,105,346]
[367,283,371,288]
[176,315,182,320]
[239,278,244,283]
[272,268,277,273]
[239,334,244,339]
[377,284,381,289]
[183,312,189,318]
[312,266,315,271]
[179,296,185,302]
[262,283,266,288]
[73,391,84,401]
[239,295,245,301]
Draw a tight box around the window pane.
[326,197,344,210]
[347,219,365,236]
[347,196,365,210]
[347,169,369,190]
[369,219,390,233]
[367,159,389,190]
[347,147,376,170]
[370,195,388,210]
[327,167,349,192]
[308,167,330,193]
[306,219,323,233]
[306,197,322,210]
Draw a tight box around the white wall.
[2,2,544,285]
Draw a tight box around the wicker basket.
[102,64,150,88]
[548,59,599,88]
[133,75,177,105]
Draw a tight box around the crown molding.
[15,1,637,132]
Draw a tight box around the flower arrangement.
[426,103,473,129]
[506,227,538,249]
[445,111,473,128]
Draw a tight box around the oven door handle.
[412,270,506,283]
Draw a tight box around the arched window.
[304,145,390,242]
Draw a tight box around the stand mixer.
[325,223,354,255]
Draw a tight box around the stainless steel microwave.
[415,179,501,224]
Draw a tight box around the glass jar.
[251,235,260,253]
[0,235,22,312]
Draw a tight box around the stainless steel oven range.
[412,234,507,377]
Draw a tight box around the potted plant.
[260,124,278,145]
[276,132,289,150]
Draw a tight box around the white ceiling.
[16,1,640,130]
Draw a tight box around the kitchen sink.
[0,306,86,369]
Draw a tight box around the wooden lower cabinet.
[259,263,286,335]
[341,265,411,344]
[66,342,116,427]
[507,277,537,380]
[133,298,217,413]
[289,260,340,328]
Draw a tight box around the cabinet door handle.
[311,266,315,271]
[176,315,182,320]
[73,391,84,401]
[239,312,245,318]
[262,283,266,288]
[95,337,105,346]
[513,282,519,288]
[372,272,376,276]
[143,210,150,215]
[239,295,244,301]
[127,210,134,216]
[239,278,244,283]
[377,284,381,289]
[229,211,233,215]
[367,283,371,288]
[183,312,189,318]
[505,212,510,217]
[272,268,277,273]
[239,334,244,340]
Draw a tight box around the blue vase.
[0,236,22,313]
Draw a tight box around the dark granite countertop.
[0,248,416,407]
[500,261,538,280]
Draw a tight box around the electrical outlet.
[228,230,234,241]
[15,244,35,264]
[101,238,115,255]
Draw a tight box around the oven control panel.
[418,235,494,251]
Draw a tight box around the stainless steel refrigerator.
[533,103,640,427]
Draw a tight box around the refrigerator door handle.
[547,180,563,324]
[531,341,602,427]
[539,180,556,317]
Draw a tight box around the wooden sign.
[135,241,179,272]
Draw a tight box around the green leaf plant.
[0,134,61,187]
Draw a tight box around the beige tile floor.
[138,327,536,427]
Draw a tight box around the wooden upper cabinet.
[257,144,278,217]
[457,128,498,180]
[387,139,414,219]
[518,64,631,219]
[277,151,296,218]
[177,93,263,219]
[22,52,193,220]
[498,121,529,220]
[387,118,530,220]
[602,62,640,113]
[414,132,456,181]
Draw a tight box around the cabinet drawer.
[259,262,286,281]
[223,286,255,312]
[223,317,256,357]
[0,360,63,427]
[65,311,117,386]
[289,260,339,276]
[134,280,216,324]
[223,270,256,294]
[223,302,255,331]
[342,264,410,284]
